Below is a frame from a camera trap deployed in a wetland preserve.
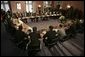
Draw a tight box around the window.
[26,2,28,12]
[56,1,62,5]
[5,4,10,10]
[46,1,48,5]
[44,1,49,7]
[29,1,32,4]
[29,4,32,12]
[26,1,33,13]
[17,3,21,10]
[4,1,8,3]
[1,1,10,12]
[1,4,4,10]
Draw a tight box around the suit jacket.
[43,30,57,44]
[28,32,41,47]
[16,30,28,42]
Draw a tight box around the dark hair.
[28,29,31,33]
[33,27,37,32]
[49,25,53,30]
[59,24,63,28]
[19,25,23,31]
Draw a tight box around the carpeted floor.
[1,19,84,56]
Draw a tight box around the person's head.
[49,25,53,30]
[59,24,63,28]
[19,25,23,31]
[28,29,32,33]
[33,27,37,32]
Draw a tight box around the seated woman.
[57,24,67,42]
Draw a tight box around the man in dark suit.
[15,25,28,49]
[43,26,58,48]
[15,25,27,42]
[27,27,41,56]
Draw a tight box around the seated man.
[66,22,76,38]
[27,27,41,56]
[43,26,58,48]
[15,25,28,44]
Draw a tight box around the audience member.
[57,24,67,42]
[43,25,58,47]
[27,27,41,56]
